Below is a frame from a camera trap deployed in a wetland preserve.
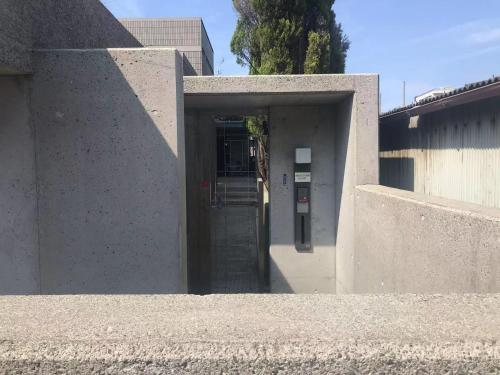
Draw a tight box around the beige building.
[120,18,214,76]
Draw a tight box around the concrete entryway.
[211,178,259,293]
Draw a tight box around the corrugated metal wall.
[380,97,500,208]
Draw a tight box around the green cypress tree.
[231,0,349,75]
[304,31,331,74]
[231,0,350,186]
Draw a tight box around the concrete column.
[30,48,186,293]
[0,77,39,294]
[336,76,379,294]
[269,106,337,293]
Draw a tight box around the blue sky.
[102,0,500,112]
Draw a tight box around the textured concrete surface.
[334,96,357,294]
[0,0,140,75]
[0,0,32,74]
[0,294,498,374]
[211,205,259,293]
[30,48,186,294]
[30,0,140,50]
[354,185,500,293]
[335,77,380,294]
[269,106,336,293]
[0,77,39,294]
[185,75,379,295]
[184,74,377,95]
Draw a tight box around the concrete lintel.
[184,74,378,95]
[357,184,500,221]
[0,295,498,373]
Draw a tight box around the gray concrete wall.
[380,97,500,209]
[334,96,357,294]
[335,78,380,294]
[0,77,39,294]
[0,1,32,74]
[1,295,499,373]
[30,1,141,50]
[184,112,217,293]
[354,185,500,293]
[30,48,186,294]
[0,0,140,75]
[269,106,337,293]
[185,75,380,294]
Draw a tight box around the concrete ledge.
[354,185,500,293]
[184,74,377,95]
[0,295,499,373]
[358,184,500,221]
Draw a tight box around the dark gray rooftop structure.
[120,18,214,76]
[381,75,500,119]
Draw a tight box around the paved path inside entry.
[211,206,259,293]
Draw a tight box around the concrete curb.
[0,295,499,373]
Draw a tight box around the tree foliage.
[246,116,269,189]
[304,31,330,74]
[232,1,350,186]
[231,0,350,75]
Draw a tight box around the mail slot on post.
[294,148,311,251]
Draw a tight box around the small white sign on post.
[295,172,311,183]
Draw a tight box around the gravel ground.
[0,294,499,374]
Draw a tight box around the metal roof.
[381,75,500,119]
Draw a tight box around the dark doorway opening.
[185,111,270,295]
[216,117,257,178]
[211,116,262,293]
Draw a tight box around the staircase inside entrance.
[215,177,258,206]
[211,177,259,293]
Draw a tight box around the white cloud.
[409,18,500,47]
[438,44,500,65]
[466,28,500,45]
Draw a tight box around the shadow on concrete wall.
[380,98,500,152]
[182,55,197,76]
[333,99,350,247]
[0,0,143,75]
[379,157,415,192]
[0,77,39,295]
[31,49,183,294]
[269,258,294,293]
[184,112,216,295]
[268,103,347,293]
[30,0,142,50]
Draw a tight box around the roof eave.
[381,81,500,121]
